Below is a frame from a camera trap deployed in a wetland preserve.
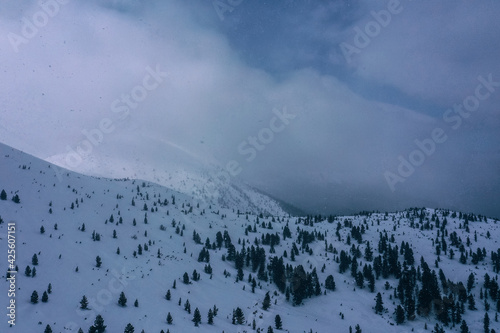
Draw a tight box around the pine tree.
[460,320,469,333]
[484,312,490,333]
[96,256,102,268]
[166,312,173,324]
[47,283,52,294]
[93,314,106,333]
[355,324,362,333]
[0,189,7,200]
[44,325,53,333]
[395,305,405,324]
[30,290,39,303]
[267,326,274,333]
[467,273,475,292]
[263,292,271,310]
[468,294,477,310]
[25,265,31,277]
[193,307,202,326]
[12,194,20,203]
[31,267,36,277]
[183,272,190,284]
[165,289,171,300]
[207,309,214,324]
[124,323,134,333]
[325,275,336,291]
[134,299,138,307]
[32,254,38,265]
[41,291,49,303]
[375,292,384,314]
[233,307,245,325]
[275,314,283,329]
[118,291,127,307]
[80,295,89,309]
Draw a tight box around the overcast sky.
[1,0,499,218]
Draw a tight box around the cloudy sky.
[1,0,499,218]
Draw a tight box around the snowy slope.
[44,135,286,217]
[1,143,499,333]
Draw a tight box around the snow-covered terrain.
[1,143,499,333]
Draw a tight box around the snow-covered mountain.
[44,135,285,217]
[1,143,499,333]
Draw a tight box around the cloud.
[0,0,498,218]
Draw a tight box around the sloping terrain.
[1,143,499,333]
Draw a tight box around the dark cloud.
[0,0,498,218]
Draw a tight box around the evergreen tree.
[41,291,49,303]
[32,267,36,277]
[233,307,245,325]
[93,314,106,333]
[47,283,52,294]
[32,254,38,265]
[375,293,384,314]
[12,194,20,203]
[80,295,89,309]
[484,312,490,333]
[355,324,362,333]
[183,272,190,284]
[25,265,31,277]
[263,292,271,310]
[134,299,138,307]
[468,294,477,310]
[165,289,171,300]
[467,273,475,292]
[275,314,283,329]
[193,307,202,326]
[325,275,336,291]
[166,312,173,324]
[118,292,127,307]
[44,325,53,333]
[31,290,39,303]
[124,323,134,333]
[395,305,405,324]
[0,189,7,200]
[96,256,102,268]
[460,320,469,333]
[267,326,274,333]
[207,309,214,324]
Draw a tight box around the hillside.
[1,143,499,333]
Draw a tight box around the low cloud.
[0,0,498,218]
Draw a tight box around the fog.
[1,0,499,218]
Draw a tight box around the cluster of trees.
[0,189,20,203]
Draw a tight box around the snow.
[1,142,499,333]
